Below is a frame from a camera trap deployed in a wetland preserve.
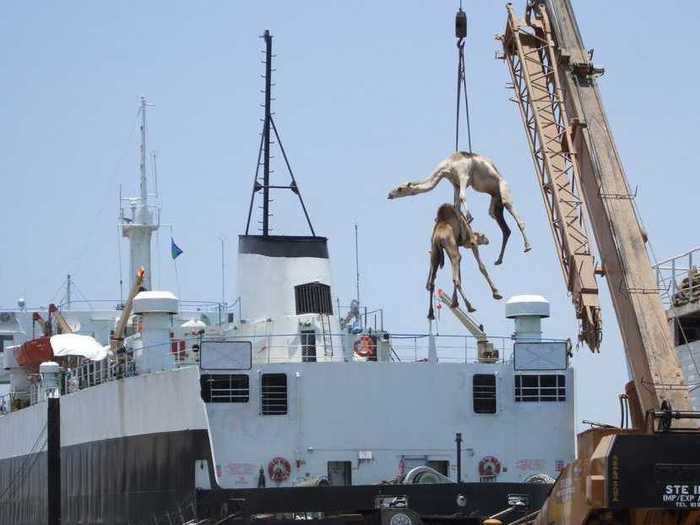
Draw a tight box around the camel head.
[472,231,490,246]
[387,182,418,200]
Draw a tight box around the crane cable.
[455,6,473,153]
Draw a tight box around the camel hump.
[436,203,458,222]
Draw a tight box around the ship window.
[301,330,317,362]
[261,373,288,415]
[0,335,12,353]
[473,374,497,414]
[427,460,449,476]
[295,282,333,315]
[515,374,566,402]
[675,314,700,345]
[327,461,352,486]
[200,374,249,403]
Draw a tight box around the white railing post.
[672,258,677,298]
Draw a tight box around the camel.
[427,204,502,320]
[388,152,531,265]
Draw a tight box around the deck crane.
[435,289,498,362]
[497,0,700,522]
[110,266,146,353]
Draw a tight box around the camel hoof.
[494,259,503,266]
[467,305,476,313]
[493,293,503,300]
[524,245,532,253]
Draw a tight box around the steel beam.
[502,4,601,351]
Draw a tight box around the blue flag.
[171,238,183,260]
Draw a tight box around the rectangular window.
[294,282,333,315]
[0,334,12,353]
[301,330,317,362]
[327,461,352,486]
[200,374,249,403]
[515,374,566,402]
[427,460,449,476]
[473,374,497,414]
[675,315,700,345]
[262,373,288,415]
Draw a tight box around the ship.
[0,30,577,525]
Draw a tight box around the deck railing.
[654,247,700,308]
[0,332,569,416]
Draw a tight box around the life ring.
[267,456,291,482]
[478,456,502,478]
[353,335,377,358]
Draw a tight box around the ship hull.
[0,429,211,525]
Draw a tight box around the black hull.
[0,429,551,524]
[0,429,212,525]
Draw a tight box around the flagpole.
[220,237,225,304]
[169,226,182,299]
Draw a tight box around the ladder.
[320,314,333,358]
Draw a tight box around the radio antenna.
[354,223,361,305]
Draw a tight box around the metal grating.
[515,374,566,402]
[200,374,250,403]
[294,282,333,315]
[473,374,497,414]
[261,373,288,415]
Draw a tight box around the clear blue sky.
[1,1,698,432]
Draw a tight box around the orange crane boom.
[499,1,699,522]
[110,267,146,353]
[501,0,689,419]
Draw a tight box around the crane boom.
[501,2,601,352]
[502,0,690,417]
[49,304,73,334]
[111,267,146,353]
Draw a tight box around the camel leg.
[492,200,511,266]
[499,180,531,253]
[456,285,476,313]
[427,288,435,320]
[446,240,462,309]
[454,188,473,224]
[426,248,440,320]
[471,246,503,300]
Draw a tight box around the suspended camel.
[427,204,502,320]
[388,152,531,265]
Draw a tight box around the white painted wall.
[206,361,575,488]
[0,365,208,459]
[237,253,335,323]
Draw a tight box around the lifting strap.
[455,7,473,153]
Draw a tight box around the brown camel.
[427,204,503,320]
[389,152,531,265]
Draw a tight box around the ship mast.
[262,30,272,236]
[245,30,315,237]
[120,97,159,290]
[139,96,148,204]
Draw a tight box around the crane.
[501,0,689,424]
[49,304,73,335]
[435,289,498,362]
[110,266,146,353]
[497,0,700,522]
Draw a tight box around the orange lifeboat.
[17,336,54,370]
